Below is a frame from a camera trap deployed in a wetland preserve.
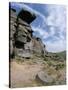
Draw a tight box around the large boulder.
[18,9,36,24]
[15,30,28,44]
[9,7,46,59]
[36,71,53,85]
[14,18,33,58]
[10,40,15,58]
[32,37,46,55]
[15,21,31,44]
[9,8,17,38]
[15,48,32,58]
[9,8,17,57]
[10,8,17,19]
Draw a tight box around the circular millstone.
[36,71,53,84]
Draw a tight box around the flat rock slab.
[36,71,53,84]
[18,9,36,24]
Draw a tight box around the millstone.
[36,71,53,84]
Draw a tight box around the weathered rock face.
[36,71,54,85]
[9,8,17,57]
[15,20,32,44]
[9,7,46,59]
[32,37,46,55]
[18,9,36,24]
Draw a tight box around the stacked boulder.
[9,8,17,58]
[14,9,36,58]
[9,7,46,59]
[32,37,46,56]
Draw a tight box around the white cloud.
[44,40,66,52]
[30,5,66,52]
[11,2,47,24]
[11,3,66,52]
[43,5,66,52]
[32,26,49,39]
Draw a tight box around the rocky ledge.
[9,7,46,59]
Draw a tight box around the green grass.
[55,63,65,70]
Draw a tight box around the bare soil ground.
[10,58,66,88]
[10,59,44,87]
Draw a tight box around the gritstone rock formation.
[9,7,46,59]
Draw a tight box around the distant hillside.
[54,51,66,60]
[44,51,66,61]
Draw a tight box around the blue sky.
[10,2,66,52]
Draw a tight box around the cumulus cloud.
[11,3,66,52]
[32,26,49,37]
[32,4,66,52]
[11,2,47,24]
[44,39,66,52]
[44,5,66,52]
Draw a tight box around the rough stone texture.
[10,8,46,58]
[32,37,46,55]
[10,40,14,56]
[18,9,36,24]
[36,71,53,84]
[24,41,33,50]
[15,22,31,44]
[9,8,17,57]
[15,48,32,58]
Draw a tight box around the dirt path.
[10,59,66,88]
[10,60,44,87]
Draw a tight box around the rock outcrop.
[9,8,17,58]
[9,7,46,59]
[36,71,53,85]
